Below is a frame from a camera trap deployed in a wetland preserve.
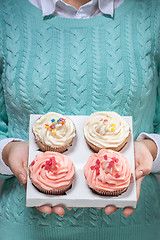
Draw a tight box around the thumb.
[135,161,152,180]
[135,167,144,180]
[136,176,144,203]
[18,172,27,185]
[10,159,27,185]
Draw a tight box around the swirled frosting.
[29,152,75,191]
[84,149,132,192]
[84,111,130,149]
[32,112,76,148]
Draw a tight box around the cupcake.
[32,112,76,153]
[83,111,130,152]
[29,151,75,195]
[83,149,133,196]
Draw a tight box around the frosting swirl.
[33,112,76,148]
[84,149,132,192]
[29,152,75,191]
[84,111,130,149]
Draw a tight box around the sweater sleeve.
[153,65,160,134]
[153,1,160,134]
[0,13,14,180]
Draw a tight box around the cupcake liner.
[92,186,128,196]
[85,173,133,197]
[85,130,130,153]
[29,167,75,195]
[31,181,73,195]
[34,136,74,153]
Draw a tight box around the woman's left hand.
[37,205,72,216]
[104,139,157,217]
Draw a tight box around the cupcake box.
[26,114,137,208]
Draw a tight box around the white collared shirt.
[29,0,124,18]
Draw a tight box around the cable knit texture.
[0,0,160,239]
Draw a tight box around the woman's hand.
[104,139,157,217]
[2,141,66,216]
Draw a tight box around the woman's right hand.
[2,141,66,216]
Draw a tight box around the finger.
[10,159,27,185]
[134,145,153,179]
[23,160,28,172]
[37,205,52,214]
[136,177,144,203]
[23,182,27,191]
[123,207,134,217]
[123,177,144,217]
[135,162,152,179]
[135,169,143,180]
[52,206,65,217]
[66,207,72,211]
[104,205,118,215]
[8,149,28,185]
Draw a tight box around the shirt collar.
[98,0,114,16]
[29,0,123,17]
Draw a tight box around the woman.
[0,0,160,239]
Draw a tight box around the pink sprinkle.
[96,159,100,165]
[52,159,57,166]
[96,169,100,175]
[95,164,100,170]
[104,155,108,160]
[45,161,52,166]
[100,119,103,121]
[108,160,115,168]
[90,166,95,170]
[41,164,45,168]
[31,161,35,166]
[50,156,55,161]
[112,157,119,163]
[115,173,120,178]
[45,165,50,170]
[49,165,53,170]
[104,119,108,122]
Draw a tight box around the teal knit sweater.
[0,0,160,239]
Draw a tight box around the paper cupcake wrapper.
[35,138,74,153]
[87,173,133,197]
[29,167,75,195]
[31,182,73,195]
[92,186,128,196]
[85,130,130,153]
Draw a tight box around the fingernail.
[137,170,143,179]
[18,173,26,184]
[59,212,65,217]
[66,207,72,211]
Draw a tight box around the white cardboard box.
[26,115,137,208]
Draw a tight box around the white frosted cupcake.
[32,112,76,153]
[83,111,130,152]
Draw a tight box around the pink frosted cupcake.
[84,149,133,196]
[29,152,75,195]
